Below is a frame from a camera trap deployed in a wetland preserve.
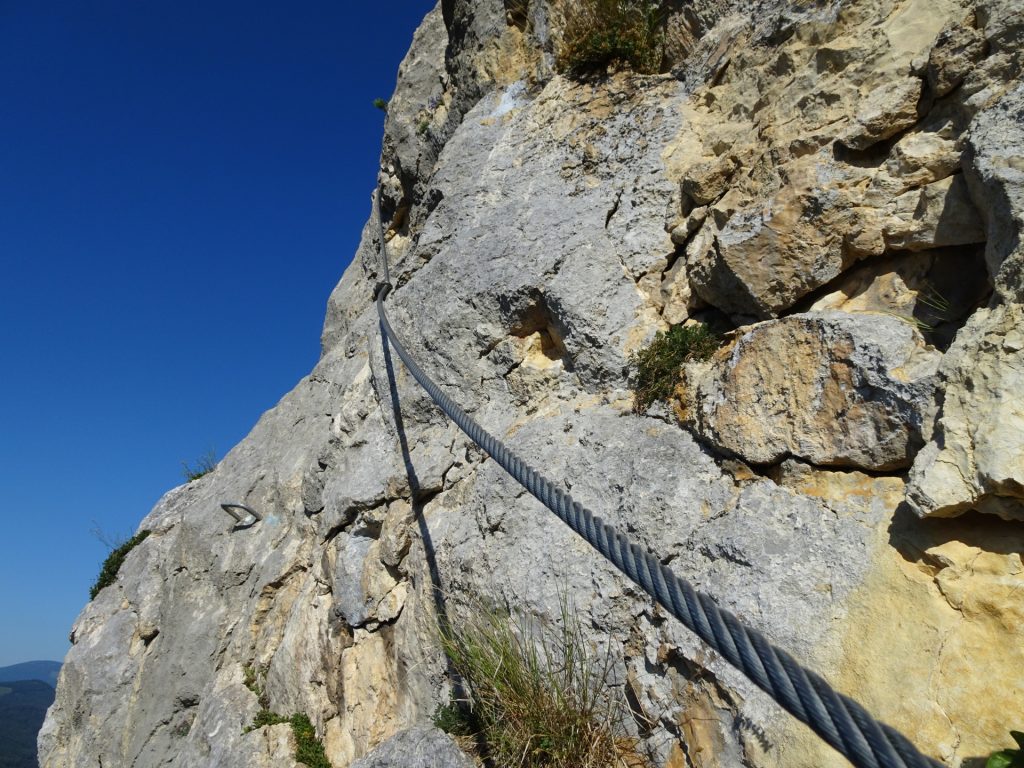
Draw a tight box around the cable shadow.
[380,323,447,617]
[380,322,492,765]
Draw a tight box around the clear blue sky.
[0,0,436,667]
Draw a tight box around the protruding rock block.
[907,303,1024,520]
[927,23,987,97]
[840,77,922,150]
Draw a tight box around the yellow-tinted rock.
[325,629,401,766]
[777,511,1024,766]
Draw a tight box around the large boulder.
[682,312,941,470]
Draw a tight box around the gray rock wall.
[41,1,1024,767]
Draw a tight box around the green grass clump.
[437,596,647,768]
[243,664,271,708]
[290,713,331,768]
[244,708,330,767]
[433,700,475,737]
[557,0,666,77]
[246,709,288,732]
[629,322,719,413]
[242,665,260,695]
[988,732,1024,768]
[372,97,388,111]
[89,530,151,599]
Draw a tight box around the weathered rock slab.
[927,23,988,98]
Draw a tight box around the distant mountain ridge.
[0,661,61,689]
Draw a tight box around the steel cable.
[371,188,942,768]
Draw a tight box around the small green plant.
[245,710,330,767]
[433,699,475,738]
[557,0,667,77]
[629,322,719,413]
[89,521,134,551]
[372,97,388,112]
[886,311,935,334]
[417,118,430,135]
[182,448,217,482]
[988,732,1024,768]
[243,664,270,708]
[89,530,151,599]
[243,664,259,694]
[437,595,647,768]
[917,285,952,317]
[885,284,955,341]
[172,718,193,738]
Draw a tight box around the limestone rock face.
[40,1,1024,767]
[907,303,1024,520]
[682,312,941,470]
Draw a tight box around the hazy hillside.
[0,662,60,689]
[0,680,56,768]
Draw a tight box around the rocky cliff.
[40,1,1024,766]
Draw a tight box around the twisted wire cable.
[371,188,941,768]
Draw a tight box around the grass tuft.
[181,449,217,482]
[433,700,475,737]
[556,0,667,77]
[437,595,648,768]
[243,664,270,709]
[89,530,151,600]
[629,322,719,413]
[246,709,288,732]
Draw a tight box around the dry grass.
[437,596,649,768]
[181,448,217,482]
